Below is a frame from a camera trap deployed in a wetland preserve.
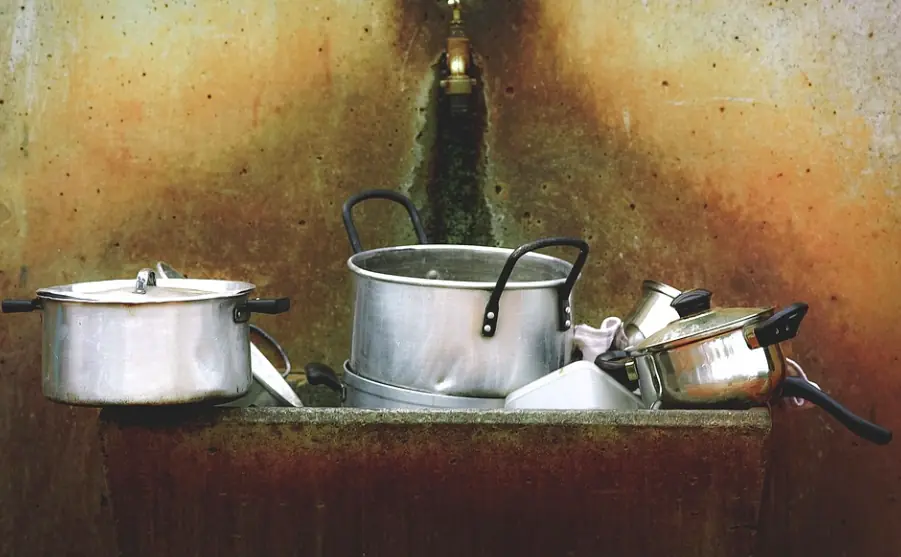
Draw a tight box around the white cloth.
[573,317,628,363]
[783,358,820,409]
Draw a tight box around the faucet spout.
[440,0,478,114]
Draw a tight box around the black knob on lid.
[671,289,713,318]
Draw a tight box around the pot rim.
[36,277,256,305]
[343,361,505,408]
[346,244,574,290]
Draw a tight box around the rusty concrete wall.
[0,1,899,556]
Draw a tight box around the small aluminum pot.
[598,289,892,445]
[342,189,589,398]
[2,268,291,406]
[618,279,683,349]
[304,362,506,410]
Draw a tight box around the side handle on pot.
[342,189,429,254]
[233,298,291,323]
[304,362,347,401]
[595,350,639,388]
[671,289,713,318]
[781,376,892,445]
[746,302,809,349]
[1,298,42,313]
[481,237,589,338]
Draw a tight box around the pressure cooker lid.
[37,268,256,304]
[636,289,771,351]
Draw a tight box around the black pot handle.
[342,189,429,254]
[671,289,713,318]
[233,298,291,323]
[594,350,638,389]
[749,302,809,348]
[781,376,892,446]
[2,299,42,313]
[304,362,346,401]
[481,237,589,338]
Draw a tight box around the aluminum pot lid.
[637,306,772,351]
[36,268,256,304]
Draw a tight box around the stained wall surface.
[1,1,899,556]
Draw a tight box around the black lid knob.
[671,289,713,318]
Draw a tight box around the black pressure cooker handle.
[671,289,713,318]
[342,189,429,254]
[233,298,291,323]
[781,376,892,446]
[482,237,590,338]
[304,362,347,401]
[242,298,291,314]
[594,350,639,389]
[751,302,809,348]
[1,299,42,313]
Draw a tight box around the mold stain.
[409,52,493,246]
[100,409,766,557]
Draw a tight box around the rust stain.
[0,4,438,552]
[2,1,901,556]
[251,93,262,128]
[99,410,770,557]
[0,267,116,556]
[492,4,901,557]
[319,32,333,88]
[11,0,438,370]
[115,99,144,122]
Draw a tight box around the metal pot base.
[43,388,250,407]
[342,361,505,410]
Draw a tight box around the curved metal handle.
[594,350,639,388]
[341,189,429,254]
[481,237,589,338]
[781,376,892,445]
[250,324,292,377]
[134,268,157,294]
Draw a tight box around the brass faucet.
[440,0,477,98]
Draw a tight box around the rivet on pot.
[487,312,495,319]
[233,307,250,324]
[483,325,492,333]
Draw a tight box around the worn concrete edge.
[97,407,772,431]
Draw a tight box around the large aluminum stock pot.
[342,189,590,397]
[1,268,291,406]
